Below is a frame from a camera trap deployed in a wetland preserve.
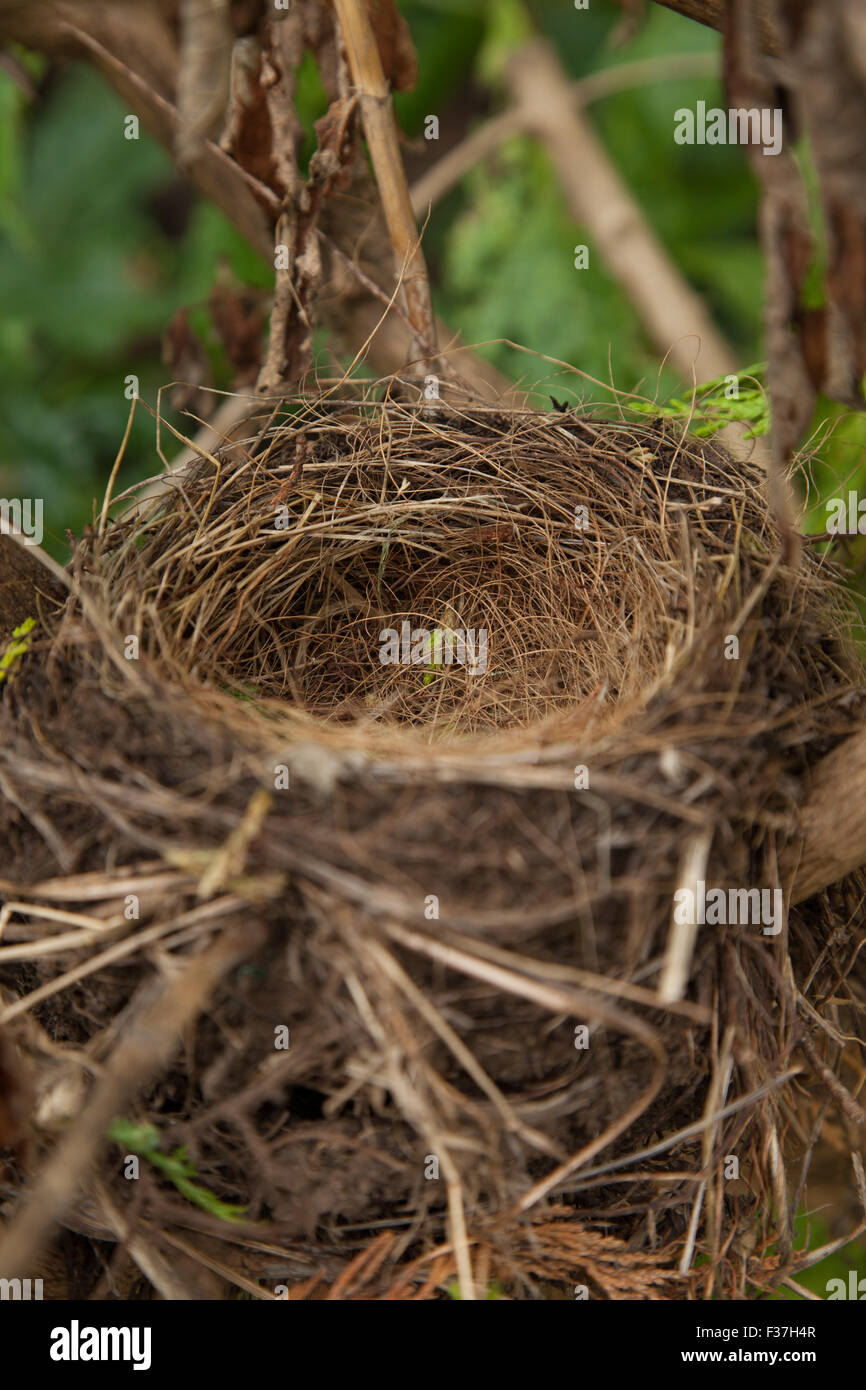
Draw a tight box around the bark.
[653,0,779,53]
[786,729,866,904]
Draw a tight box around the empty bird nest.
[0,389,865,1300]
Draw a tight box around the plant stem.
[333,0,439,372]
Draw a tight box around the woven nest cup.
[0,396,864,1300]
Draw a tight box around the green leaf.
[107,1118,247,1223]
[630,364,770,438]
[0,615,37,683]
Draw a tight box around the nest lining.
[101,403,761,738]
[0,397,864,1300]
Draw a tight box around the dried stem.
[332,0,438,371]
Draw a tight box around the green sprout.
[631,363,769,439]
[107,1119,247,1223]
[422,626,456,685]
[0,616,36,686]
[376,534,391,604]
[447,1279,505,1300]
[219,680,261,703]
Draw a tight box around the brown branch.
[0,1,178,93]
[411,53,719,220]
[332,0,438,369]
[786,728,866,904]
[652,0,779,54]
[64,22,278,257]
[505,39,737,383]
[410,109,523,221]
[177,0,232,166]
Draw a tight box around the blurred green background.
[0,0,863,1296]
[1,0,864,557]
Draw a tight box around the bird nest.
[0,394,864,1300]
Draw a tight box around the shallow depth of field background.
[0,0,863,1296]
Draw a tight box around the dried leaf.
[163,307,214,414]
[209,281,267,384]
[365,0,418,92]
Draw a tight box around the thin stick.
[658,828,713,1003]
[98,394,137,537]
[333,0,438,368]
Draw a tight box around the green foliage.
[447,1278,505,1299]
[475,0,534,88]
[441,136,662,399]
[399,0,764,402]
[770,1215,866,1301]
[631,363,769,438]
[0,65,268,554]
[394,0,485,134]
[107,1119,247,1223]
[588,12,762,339]
[0,615,36,683]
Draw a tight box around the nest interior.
[0,396,864,1300]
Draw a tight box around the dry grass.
[101,398,698,735]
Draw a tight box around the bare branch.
[652,0,779,54]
